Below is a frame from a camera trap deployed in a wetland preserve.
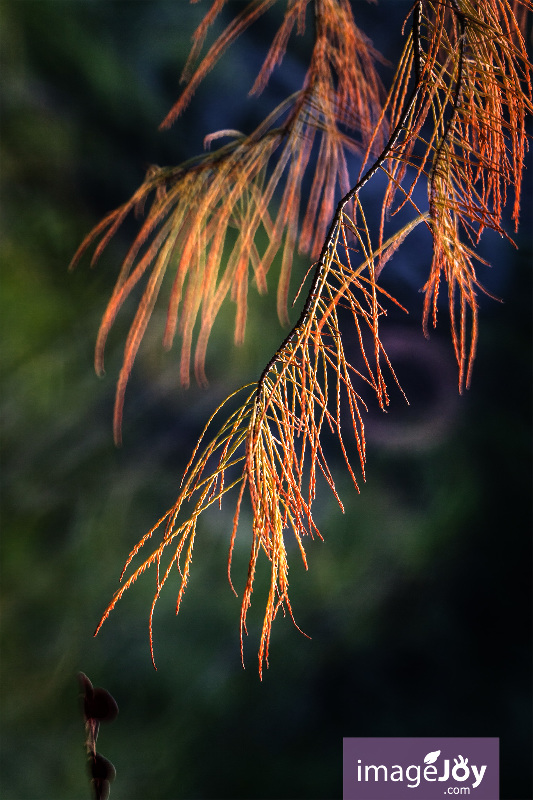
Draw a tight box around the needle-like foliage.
[80,1,532,675]
[70,0,385,443]
[375,0,533,388]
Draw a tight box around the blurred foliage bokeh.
[1,2,531,799]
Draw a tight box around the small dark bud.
[78,672,119,723]
[89,752,116,782]
[85,687,119,724]
[89,753,116,800]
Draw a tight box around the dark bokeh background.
[1,3,531,799]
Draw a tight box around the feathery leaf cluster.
[77,0,532,675]
[376,0,533,388]
[70,0,385,443]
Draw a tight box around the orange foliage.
[377,0,532,388]
[70,0,385,444]
[95,205,413,677]
[80,0,532,675]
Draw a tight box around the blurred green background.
[1,2,531,799]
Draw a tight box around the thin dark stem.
[428,1,466,206]
[257,3,424,395]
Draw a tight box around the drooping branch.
[89,1,532,676]
[95,205,422,677]
[70,0,386,444]
[381,0,532,388]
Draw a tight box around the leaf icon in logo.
[424,750,441,765]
